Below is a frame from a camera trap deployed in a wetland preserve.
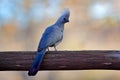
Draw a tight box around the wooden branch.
[0,51,120,71]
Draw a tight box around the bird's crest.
[61,8,70,17]
[55,8,70,24]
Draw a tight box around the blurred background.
[0,0,120,80]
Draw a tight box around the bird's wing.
[38,25,63,50]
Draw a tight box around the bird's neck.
[56,21,64,26]
[54,16,65,31]
[55,19,65,27]
[54,21,64,32]
[55,15,65,24]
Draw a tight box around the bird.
[28,9,70,76]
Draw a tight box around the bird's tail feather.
[28,49,46,76]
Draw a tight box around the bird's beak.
[66,19,69,22]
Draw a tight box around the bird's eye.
[63,18,66,21]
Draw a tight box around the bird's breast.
[50,27,63,46]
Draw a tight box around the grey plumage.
[28,9,70,76]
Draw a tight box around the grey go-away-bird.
[28,9,70,76]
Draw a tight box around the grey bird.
[28,9,70,76]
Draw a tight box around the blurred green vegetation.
[0,0,120,80]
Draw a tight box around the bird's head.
[56,9,70,24]
[61,9,70,23]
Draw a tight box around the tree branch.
[0,51,120,71]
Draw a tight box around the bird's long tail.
[28,49,46,76]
